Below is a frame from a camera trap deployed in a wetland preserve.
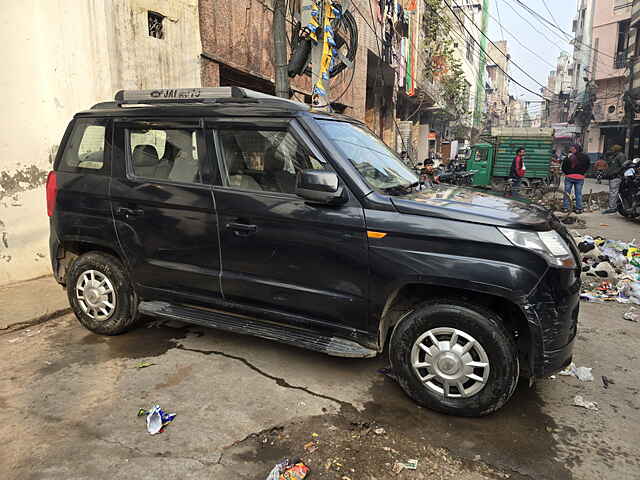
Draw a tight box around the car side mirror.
[296,170,347,205]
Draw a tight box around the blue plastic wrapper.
[138,405,176,435]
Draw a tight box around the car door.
[111,118,223,302]
[209,118,370,331]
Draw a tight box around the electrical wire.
[493,0,506,41]
[353,0,566,153]
[364,0,412,158]
[501,0,624,81]
[507,0,616,61]
[483,3,556,69]
[540,0,564,39]
[443,2,563,105]
[445,0,550,95]
[435,1,565,104]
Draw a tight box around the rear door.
[111,119,223,302]
[54,117,118,254]
[209,117,370,331]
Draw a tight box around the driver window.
[217,129,326,194]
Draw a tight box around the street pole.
[273,0,290,98]
[625,57,635,158]
[473,0,490,130]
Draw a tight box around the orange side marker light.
[367,231,387,239]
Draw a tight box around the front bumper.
[524,266,581,377]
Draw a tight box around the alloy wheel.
[410,327,490,398]
[75,269,117,321]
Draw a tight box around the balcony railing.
[614,52,627,69]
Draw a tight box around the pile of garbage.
[572,232,640,304]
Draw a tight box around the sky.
[485,0,577,116]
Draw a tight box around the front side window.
[217,128,326,194]
[128,128,202,184]
[60,119,107,172]
[318,120,417,191]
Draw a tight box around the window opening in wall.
[148,11,164,39]
[614,20,630,68]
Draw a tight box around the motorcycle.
[617,157,640,218]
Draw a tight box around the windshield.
[318,120,418,191]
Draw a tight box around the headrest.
[132,144,159,167]
[264,147,284,172]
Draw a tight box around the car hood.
[390,185,555,231]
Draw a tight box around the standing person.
[561,144,590,213]
[414,162,425,189]
[509,147,526,197]
[602,145,626,214]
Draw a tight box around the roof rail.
[91,101,118,110]
[112,87,308,110]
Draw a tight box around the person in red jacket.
[561,144,591,213]
[509,147,526,196]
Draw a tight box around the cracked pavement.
[2,299,639,480]
[1,211,639,480]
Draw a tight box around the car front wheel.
[390,299,519,417]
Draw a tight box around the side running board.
[138,301,377,358]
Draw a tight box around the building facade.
[0,0,481,285]
[0,0,202,285]
[450,0,485,130]
[584,0,633,155]
[571,0,597,97]
[543,52,574,126]
[485,40,510,128]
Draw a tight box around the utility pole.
[625,57,635,158]
[473,0,490,129]
[273,0,290,98]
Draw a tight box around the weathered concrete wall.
[0,0,202,285]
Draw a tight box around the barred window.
[148,11,164,39]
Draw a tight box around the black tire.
[66,251,138,335]
[617,199,631,217]
[389,299,519,417]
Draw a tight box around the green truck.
[467,127,555,188]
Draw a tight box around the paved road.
[582,178,610,195]
[2,214,639,480]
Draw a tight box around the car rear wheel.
[67,252,138,335]
[390,299,519,417]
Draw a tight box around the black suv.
[48,87,580,416]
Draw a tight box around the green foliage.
[422,0,468,118]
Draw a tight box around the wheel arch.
[378,282,533,375]
[54,235,127,285]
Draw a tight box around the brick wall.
[198,0,367,120]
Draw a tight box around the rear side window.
[60,119,108,173]
[127,127,203,184]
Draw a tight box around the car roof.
[75,102,363,124]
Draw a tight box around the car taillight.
[46,171,57,217]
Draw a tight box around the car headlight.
[499,228,576,268]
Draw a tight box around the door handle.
[226,222,257,237]
[117,207,145,218]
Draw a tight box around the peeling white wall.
[0,0,202,285]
